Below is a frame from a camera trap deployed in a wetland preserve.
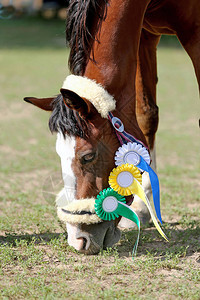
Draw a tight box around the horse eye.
[82,152,96,164]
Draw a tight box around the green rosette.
[95,187,140,256]
[95,188,126,221]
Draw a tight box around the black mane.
[49,1,109,137]
[49,94,89,138]
[66,0,109,75]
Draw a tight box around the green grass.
[0,17,200,299]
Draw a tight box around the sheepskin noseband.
[62,75,116,118]
[57,198,102,225]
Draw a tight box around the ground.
[0,17,199,299]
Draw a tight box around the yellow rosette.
[109,164,142,196]
[109,163,168,241]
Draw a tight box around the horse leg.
[177,31,200,94]
[135,30,161,223]
[119,30,161,227]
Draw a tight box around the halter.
[57,110,168,255]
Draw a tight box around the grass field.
[0,17,199,299]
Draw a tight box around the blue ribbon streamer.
[137,156,162,224]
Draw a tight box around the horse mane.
[49,1,109,137]
[66,0,109,75]
[49,94,89,138]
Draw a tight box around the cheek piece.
[95,114,168,256]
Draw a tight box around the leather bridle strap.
[108,111,147,208]
[108,112,149,151]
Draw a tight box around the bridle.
[57,75,168,254]
[57,110,168,255]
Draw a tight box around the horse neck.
[84,0,150,144]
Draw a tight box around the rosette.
[95,188,126,221]
[108,165,168,241]
[109,164,142,196]
[115,142,162,224]
[115,142,150,169]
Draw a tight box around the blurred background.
[0,0,69,18]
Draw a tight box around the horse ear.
[60,88,90,117]
[24,96,54,111]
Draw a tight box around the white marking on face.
[56,132,76,206]
[56,133,93,248]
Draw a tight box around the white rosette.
[115,142,150,171]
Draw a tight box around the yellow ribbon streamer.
[132,180,168,241]
[109,164,168,241]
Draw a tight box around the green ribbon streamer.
[116,202,140,256]
[95,188,140,256]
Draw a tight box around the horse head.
[24,76,123,254]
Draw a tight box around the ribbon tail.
[138,158,162,224]
[116,202,140,256]
[147,165,162,224]
[133,181,168,242]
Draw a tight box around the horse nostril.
[75,236,90,253]
[67,223,91,252]
[82,237,87,250]
[76,234,91,252]
[78,236,101,254]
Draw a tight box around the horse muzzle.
[57,198,121,254]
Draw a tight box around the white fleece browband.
[57,198,102,225]
[62,75,116,118]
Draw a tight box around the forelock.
[49,94,90,138]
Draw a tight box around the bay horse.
[24,0,200,254]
